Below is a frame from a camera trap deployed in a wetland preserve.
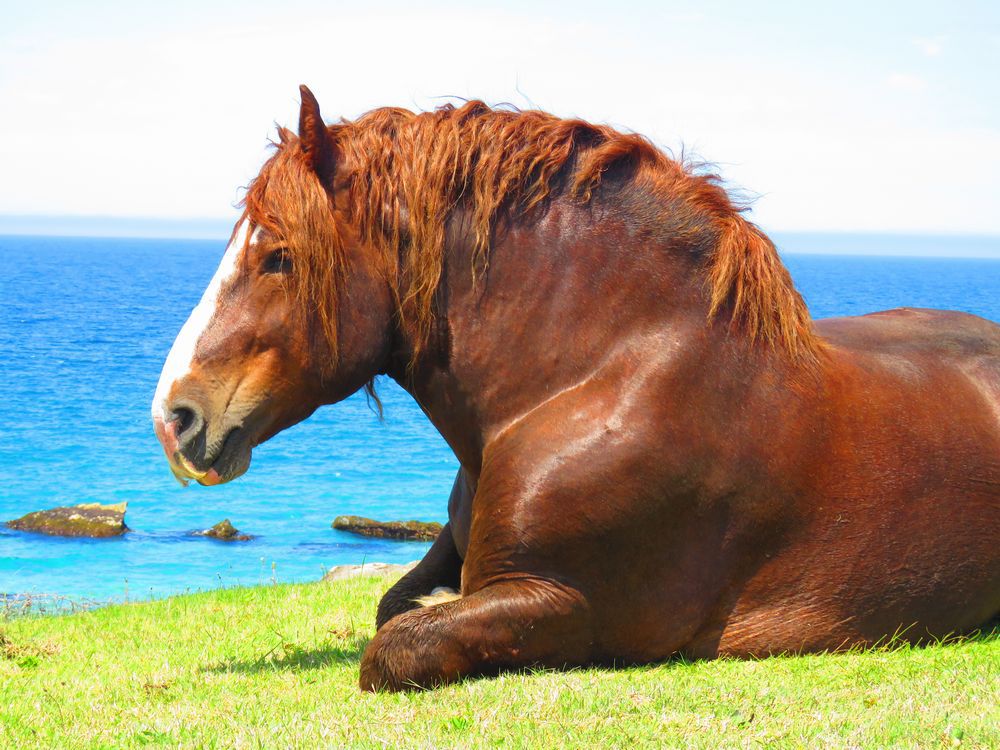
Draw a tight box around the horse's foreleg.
[374,522,462,629]
[361,578,592,691]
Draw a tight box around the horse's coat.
[153,86,1000,691]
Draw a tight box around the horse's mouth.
[170,454,228,487]
[158,421,252,487]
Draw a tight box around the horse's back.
[817,307,1000,415]
[816,307,1000,358]
[814,306,999,508]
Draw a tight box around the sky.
[1,0,998,240]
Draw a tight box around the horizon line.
[1,215,999,258]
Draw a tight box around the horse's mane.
[243,101,820,366]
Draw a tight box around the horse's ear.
[298,84,334,180]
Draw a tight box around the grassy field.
[1,573,997,749]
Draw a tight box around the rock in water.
[5,502,129,538]
[323,560,418,582]
[193,519,253,542]
[332,515,442,542]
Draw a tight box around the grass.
[1,574,997,749]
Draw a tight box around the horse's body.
[380,196,1000,667]
[153,87,1000,690]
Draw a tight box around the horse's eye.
[262,248,292,274]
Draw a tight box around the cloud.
[912,36,945,57]
[886,72,926,92]
[2,2,998,234]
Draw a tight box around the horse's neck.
[390,200,809,473]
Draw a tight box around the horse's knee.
[361,579,592,692]
[361,606,465,692]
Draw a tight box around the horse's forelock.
[242,141,346,372]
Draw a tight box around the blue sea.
[1,233,998,607]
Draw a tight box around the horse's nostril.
[172,406,197,438]
[165,402,207,463]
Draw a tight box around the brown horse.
[153,86,1000,691]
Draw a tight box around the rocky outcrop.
[322,560,418,582]
[5,502,129,538]
[192,519,253,542]
[332,515,442,542]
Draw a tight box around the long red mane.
[243,101,821,363]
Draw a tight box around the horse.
[152,85,1000,691]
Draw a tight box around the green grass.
[1,574,997,749]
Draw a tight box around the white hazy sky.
[1,0,998,234]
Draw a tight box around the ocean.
[1,233,997,606]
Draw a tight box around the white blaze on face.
[151,220,254,423]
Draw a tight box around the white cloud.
[886,72,926,92]
[0,2,998,234]
[912,36,945,57]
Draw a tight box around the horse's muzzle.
[153,411,226,487]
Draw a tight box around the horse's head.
[152,86,393,486]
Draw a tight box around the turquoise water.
[1,234,998,605]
